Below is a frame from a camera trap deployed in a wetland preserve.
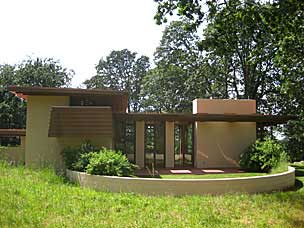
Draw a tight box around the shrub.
[86,148,137,177]
[61,142,99,171]
[239,138,289,173]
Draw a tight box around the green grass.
[0,161,304,228]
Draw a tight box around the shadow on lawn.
[295,169,304,177]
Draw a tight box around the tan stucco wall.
[193,99,257,168]
[165,121,174,168]
[66,167,295,195]
[25,96,69,169]
[194,122,256,168]
[193,99,256,114]
[25,96,112,170]
[0,136,25,164]
[135,121,145,168]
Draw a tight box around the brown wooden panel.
[113,112,297,124]
[49,106,113,137]
[0,129,26,137]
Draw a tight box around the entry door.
[144,122,165,168]
[174,123,194,167]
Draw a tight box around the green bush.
[61,142,99,171]
[239,138,289,173]
[86,148,137,177]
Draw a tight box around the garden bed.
[66,166,295,195]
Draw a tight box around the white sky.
[0,0,165,87]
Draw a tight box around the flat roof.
[0,129,26,137]
[8,86,128,96]
[113,112,297,124]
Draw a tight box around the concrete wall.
[0,136,25,165]
[193,99,256,168]
[165,121,174,168]
[25,96,69,169]
[193,99,256,114]
[135,121,145,168]
[195,122,256,168]
[25,96,112,170]
[66,166,295,195]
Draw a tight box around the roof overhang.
[8,86,128,97]
[113,112,297,124]
[0,129,26,137]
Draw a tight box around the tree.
[142,20,225,112]
[84,49,150,112]
[0,57,74,145]
[154,0,304,160]
[15,57,73,87]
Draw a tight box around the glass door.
[174,123,194,167]
[144,121,165,168]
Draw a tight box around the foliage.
[154,0,304,146]
[86,148,136,177]
[239,138,289,172]
[0,57,74,146]
[142,20,224,112]
[84,49,150,112]
[284,114,304,162]
[1,160,304,227]
[0,89,26,146]
[61,142,99,171]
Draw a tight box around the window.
[145,121,165,168]
[114,120,136,163]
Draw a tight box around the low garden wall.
[66,166,295,195]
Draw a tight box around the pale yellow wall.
[135,121,145,168]
[25,95,113,170]
[194,122,256,168]
[0,136,25,165]
[25,96,69,170]
[193,99,257,168]
[165,121,174,168]
[193,99,256,114]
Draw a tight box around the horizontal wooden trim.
[49,106,113,137]
[0,129,26,137]
[113,112,297,124]
[8,86,128,96]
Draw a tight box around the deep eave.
[0,129,26,137]
[113,112,297,124]
[8,86,128,97]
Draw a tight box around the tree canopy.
[0,57,74,145]
[84,49,150,112]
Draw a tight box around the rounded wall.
[66,167,295,196]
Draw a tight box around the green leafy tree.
[84,49,150,112]
[15,57,73,87]
[0,57,74,145]
[154,0,304,160]
[142,20,224,112]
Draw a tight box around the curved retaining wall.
[66,167,295,195]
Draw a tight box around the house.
[3,86,295,170]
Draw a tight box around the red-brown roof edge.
[7,86,128,96]
[0,129,26,137]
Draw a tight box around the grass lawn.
[0,161,303,228]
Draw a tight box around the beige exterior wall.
[194,122,256,168]
[25,96,112,170]
[135,121,145,168]
[193,99,256,114]
[66,167,295,195]
[165,121,174,168]
[25,96,69,169]
[193,99,257,168]
[0,136,26,164]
